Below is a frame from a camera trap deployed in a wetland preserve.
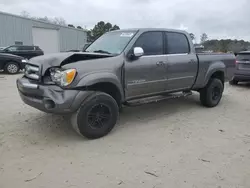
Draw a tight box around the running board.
[124,91,192,107]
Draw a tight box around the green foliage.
[203,39,250,53]
[200,33,208,44]
[189,33,195,41]
[87,21,120,42]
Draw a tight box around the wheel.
[229,79,238,85]
[200,78,224,107]
[71,92,119,139]
[4,62,20,74]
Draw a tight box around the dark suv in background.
[230,51,250,85]
[0,53,26,74]
[0,45,44,59]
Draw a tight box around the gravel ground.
[0,73,250,188]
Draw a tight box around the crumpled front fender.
[75,72,125,101]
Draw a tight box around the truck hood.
[28,52,118,75]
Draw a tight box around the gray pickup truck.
[17,28,235,139]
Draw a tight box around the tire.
[71,92,119,139]
[4,62,20,74]
[200,78,224,107]
[229,79,238,85]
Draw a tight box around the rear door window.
[165,32,190,54]
[19,46,35,51]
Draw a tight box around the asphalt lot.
[0,73,250,188]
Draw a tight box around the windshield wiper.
[93,50,112,54]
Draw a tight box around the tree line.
[190,33,250,53]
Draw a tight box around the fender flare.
[76,72,125,101]
[203,61,226,86]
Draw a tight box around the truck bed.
[193,53,236,89]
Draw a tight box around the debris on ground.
[24,172,43,182]
[118,180,124,185]
[199,158,211,163]
[144,171,159,177]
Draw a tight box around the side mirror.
[133,47,144,57]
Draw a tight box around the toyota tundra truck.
[16,28,235,139]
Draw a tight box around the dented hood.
[28,52,115,75]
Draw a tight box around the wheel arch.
[3,61,21,73]
[76,73,124,107]
[204,61,226,86]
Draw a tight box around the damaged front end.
[16,52,113,114]
[27,52,114,75]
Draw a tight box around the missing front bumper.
[17,77,93,114]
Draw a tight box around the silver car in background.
[230,51,250,85]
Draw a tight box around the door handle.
[189,59,196,64]
[156,61,164,66]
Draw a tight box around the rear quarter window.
[236,54,250,61]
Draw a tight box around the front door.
[125,31,168,99]
[164,32,198,91]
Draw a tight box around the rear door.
[236,53,250,75]
[164,32,198,91]
[18,46,36,59]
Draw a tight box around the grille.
[25,64,40,80]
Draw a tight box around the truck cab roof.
[111,28,188,34]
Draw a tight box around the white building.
[0,11,87,53]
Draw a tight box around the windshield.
[85,31,137,55]
[2,46,18,51]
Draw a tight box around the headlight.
[22,59,28,63]
[50,68,77,87]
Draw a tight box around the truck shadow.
[117,95,201,130]
[30,94,201,142]
[233,82,250,88]
[0,70,24,75]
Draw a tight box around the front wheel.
[200,78,224,107]
[4,62,20,74]
[71,92,119,139]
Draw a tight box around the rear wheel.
[71,92,119,139]
[200,78,224,107]
[4,62,20,74]
[229,79,238,85]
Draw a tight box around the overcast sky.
[0,0,249,41]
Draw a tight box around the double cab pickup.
[17,28,235,139]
